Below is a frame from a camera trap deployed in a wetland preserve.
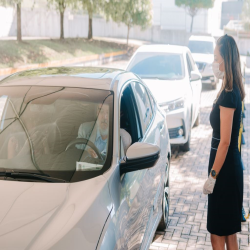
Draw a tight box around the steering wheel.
[65,138,103,160]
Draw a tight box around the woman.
[203,34,245,249]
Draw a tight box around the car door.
[186,52,201,125]
[131,81,168,249]
[100,82,152,250]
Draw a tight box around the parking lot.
[0,59,249,249]
[104,60,250,249]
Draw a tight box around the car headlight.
[160,98,185,113]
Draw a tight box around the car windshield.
[127,52,185,80]
[188,40,214,54]
[0,86,113,182]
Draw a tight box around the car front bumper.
[165,108,189,145]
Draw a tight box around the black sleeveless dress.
[207,84,243,236]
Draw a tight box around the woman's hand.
[203,175,216,195]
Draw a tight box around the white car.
[0,67,171,250]
[127,45,202,151]
[188,35,219,89]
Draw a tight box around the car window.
[188,40,214,54]
[120,84,143,158]
[132,82,153,132]
[186,55,192,78]
[0,86,114,182]
[187,52,196,71]
[128,52,185,80]
[147,90,156,114]
[120,84,142,143]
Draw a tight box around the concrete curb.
[0,50,127,76]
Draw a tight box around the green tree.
[47,0,77,39]
[79,0,103,40]
[175,0,214,32]
[0,0,22,42]
[105,0,152,46]
[242,0,250,31]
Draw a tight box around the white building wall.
[154,0,209,33]
[0,7,15,37]
[0,0,224,45]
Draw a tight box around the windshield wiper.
[0,169,66,183]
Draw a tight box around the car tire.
[181,115,192,152]
[157,162,170,231]
[194,111,200,127]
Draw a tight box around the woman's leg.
[211,234,226,250]
[225,234,238,250]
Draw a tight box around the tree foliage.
[0,0,23,41]
[0,0,21,5]
[47,0,78,39]
[105,0,152,45]
[175,0,214,32]
[79,0,104,40]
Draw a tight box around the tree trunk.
[88,15,93,40]
[190,15,194,33]
[60,9,65,40]
[126,24,130,47]
[17,2,22,42]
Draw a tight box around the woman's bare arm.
[211,106,235,177]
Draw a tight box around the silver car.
[0,67,171,250]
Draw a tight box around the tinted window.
[187,52,196,70]
[147,90,156,113]
[128,53,185,80]
[188,41,214,54]
[132,82,153,132]
[186,54,192,77]
[0,86,113,182]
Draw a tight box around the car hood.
[0,176,112,250]
[142,79,187,104]
[191,53,214,64]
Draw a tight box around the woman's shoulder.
[217,86,239,109]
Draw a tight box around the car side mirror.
[190,71,201,81]
[120,142,160,175]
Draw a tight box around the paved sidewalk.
[150,76,250,249]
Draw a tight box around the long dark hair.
[216,34,245,101]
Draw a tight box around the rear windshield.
[127,52,185,80]
[188,40,214,54]
[0,86,113,182]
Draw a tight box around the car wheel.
[194,111,200,127]
[157,165,170,231]
[181,115,192,152]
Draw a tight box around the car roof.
[189,35,215,42]
[135,44,188,54]
[0,67,125,90]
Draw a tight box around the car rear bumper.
[201,75,216,84]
